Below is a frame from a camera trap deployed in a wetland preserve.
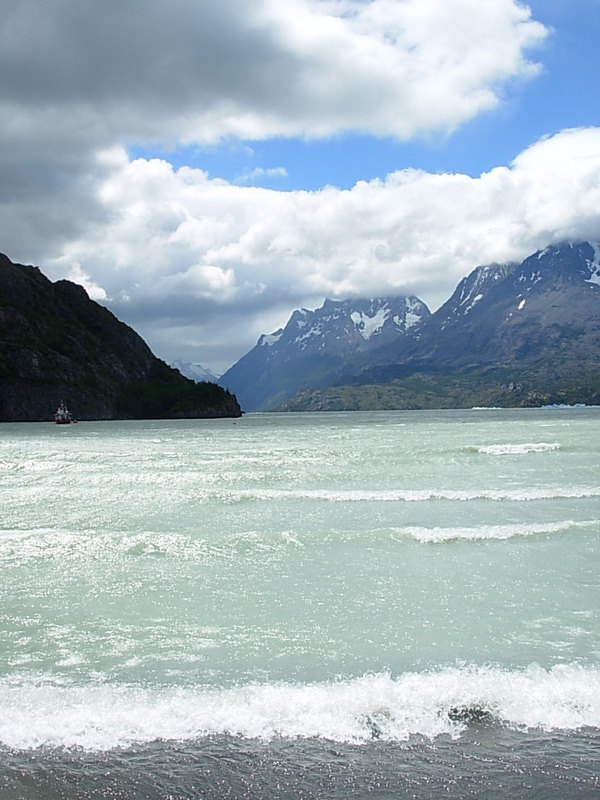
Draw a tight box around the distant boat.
[54,401,75,424]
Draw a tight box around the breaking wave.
[222,486,600,503]
[0,664,598,751]
[475,443,561,456]
[401,519,597,543]
[1,513,597,566]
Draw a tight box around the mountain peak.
[221,241,600,411]
[523,241,600,286]
[221,294,430,410]
[438,262,515,324]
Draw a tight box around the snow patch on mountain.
[351,306,389,339]
[537,246,551,260]
[453,264,510,317]
[465,292,483,313]
[519,270,542,284]
[297,325,324,346]
[403,297,425,329]
[585,243,600,286]
[171,360,220,382]
[259,329,283,347]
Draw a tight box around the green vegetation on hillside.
[277,368,600,412]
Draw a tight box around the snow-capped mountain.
[259,296,429,354]
[220,296,430,410]
[223,242,600,411]
[171,360,220,383]
[436,262,516,328]
[332,241,600,406]
[392,240,600,367]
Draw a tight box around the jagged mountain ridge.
[223,242,600,411]
[349,241,600,382]
[0,254,241,421]
[220,295,430,410]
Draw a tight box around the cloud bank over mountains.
[53,127,600,368]
[2,0,599,370]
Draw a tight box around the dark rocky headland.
[0,254,241,422]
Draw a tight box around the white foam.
[0,518,595,566]
[0,528,216,564]
[476,443,561,455]
[1,664,598,751]
[224,486,600,503]
[402,520,595,543]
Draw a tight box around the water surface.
[0,408,598,797]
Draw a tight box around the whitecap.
[476,443,561,455]
[1,664,599,751]
[222,486,600,503]
[402,520,596,544]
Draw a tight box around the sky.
[2,0,600,373]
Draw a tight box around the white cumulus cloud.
[40,128,600,371]
[3,0,595,372]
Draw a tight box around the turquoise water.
[0,408,599,797]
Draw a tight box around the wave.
[475,443,561,456]
[1,515,597,565]
[1,513,597,565]
[0,664,598,751]
[221,486,600,503]
[542,403,595,409]
[0,528,217,564]
[401,519,597,543]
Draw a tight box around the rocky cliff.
[0,254,241,421]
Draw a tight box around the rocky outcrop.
[0,254,241,421]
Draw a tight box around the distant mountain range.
[221,296,430,410]
[171,360,221,383]
[221,242,600,411]
[0,254,241,421]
